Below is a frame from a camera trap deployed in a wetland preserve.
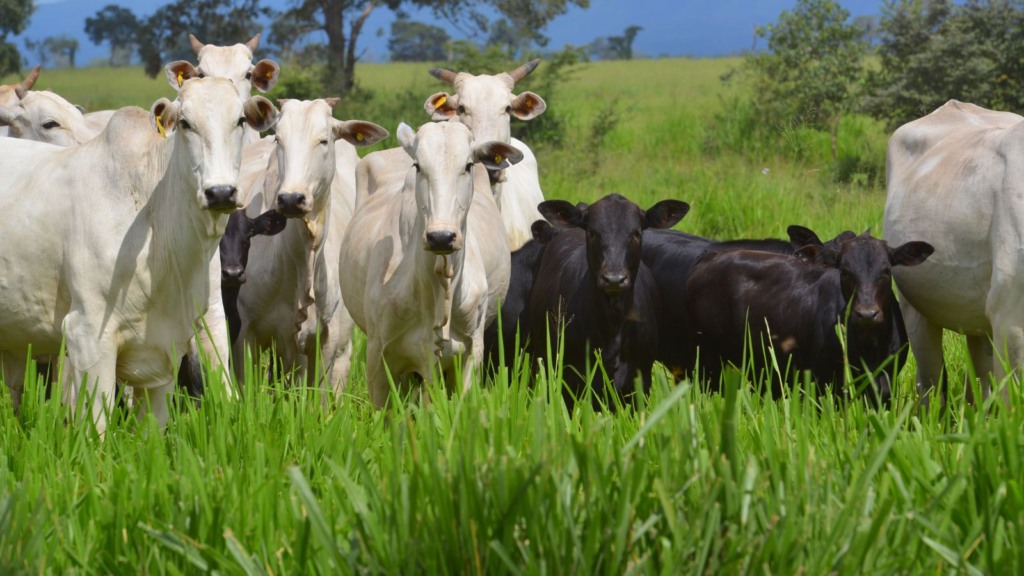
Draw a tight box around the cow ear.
[424,92,457,120]
[531,219,559,244]
[475,141,524,170]
[510,91,546,121]
[539,200,585,228]
[252,209,287,237]
[397,122,417,158]
[151,98,178,135]
[165,61,199,91]
[334,119,389,147]
[251,59,280,92]
[787,224,822,247]
[643,200,689,230]
[890,241,934,267]
[244,96,279,132]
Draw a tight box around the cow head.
[424,59,547,147]
[540,194,689,297]
[153,69,280,213]
[272,98,388,218]
[801,232,934,327]
[189,33,280,98]
[0,89,93,146]
[220,209,288,285]
[398,121,523,254]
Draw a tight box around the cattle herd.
[3,33,1022,433]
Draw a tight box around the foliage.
[0,0,33,75]
[388,16,449,62]
[865,0,1024,130]
[136,0,273,78]
[27,35,80,69]
[588,25,643,61]
[744,0,867,163]
[85,4,141,67]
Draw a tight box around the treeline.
[721,0,1024,185]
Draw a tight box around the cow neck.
[594,285,632,379]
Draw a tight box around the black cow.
[527,194,689,411]
[178,209,287,399]
[483,219,562,373]
[684,232,933,405]
[641,225,846,379]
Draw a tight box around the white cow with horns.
[355,60,547,250]
[0,64,279,433]
[0,65,94,145]
[885,99,1024,407]
[340,121,523,407]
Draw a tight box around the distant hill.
[15,0,885,68]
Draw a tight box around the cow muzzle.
[598,271,630,296]
[276,192,309,218]
[222,264,246,286]
[852,305,884,326]
[424,230,460,254]
[204,186,239,212]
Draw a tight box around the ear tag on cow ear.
[435,95,447,109]
[525,99,533,109]
[156,114,167,138]
[356,132,364,142]
[177,71,184,87]
[266,70,273,79]
[494,154,503,164]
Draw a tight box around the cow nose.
[425,230,457,253]
[205,186,238,210]
[222,264,246,285]
[276,193,306,216]
[603,272,628,287]
[854,307,881,323]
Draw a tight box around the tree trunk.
[343,0,378,94]
[320,0,347,94]
[830,111,840,164]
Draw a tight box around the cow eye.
[319,138,329,146]
[457,105,466,114]
[413,162,420,172]
[42,120,59,129]
[505,105,512,114]
[237,117,246,127]
[197,72,206,79]
[465,163,473,173]
[245,72,252,80]
[178,120,192,130]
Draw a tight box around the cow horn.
[244,33,261,52]
[507,59,541,84]
[189,34,205,54]
[20,65,41,91]
[429,66,458,86]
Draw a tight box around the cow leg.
[965,335,994,405]
[62,325,118,435]
[901,297,945,408]
[366,337,390,409]
[133,380,174,429]
[1,351,27,411]
[331,308,356,402]
[194,279,236,400]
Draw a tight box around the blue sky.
[18,0,885,66]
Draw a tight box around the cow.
[884,99,1024,407]
[482,219,562,373]
[340,121,523,408]
[355,60,547,250]
[0,65,279,433]
[0,65,93,145]
[527,194,689,411]
[685,232,933,405]
[231,99,387,400]
[641,225,850,379]
[0,66,39,139]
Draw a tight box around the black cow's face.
[219,209,287,286]
[836,234,934,326]
[539,194,689,297]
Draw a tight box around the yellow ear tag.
[494,154,502,164]
[434,95,447,109]
[156,114,167,138]
[177,70,184,87]
[266,70,273,79]
[525,99,533,108]
[356,132,364,142]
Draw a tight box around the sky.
[17,0,885,66]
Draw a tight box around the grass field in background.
[2,59,1020,574]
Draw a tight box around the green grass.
[2,58,1019,573]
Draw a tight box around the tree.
[388,17,449,62]
[85,4,141,67]
[136,0,273,78]
[865,0,1024,129]
[46,35,80,68]
[276,0,588,95]
[745,0,867,162]
[0,0,34,75]
[589,24,642,60]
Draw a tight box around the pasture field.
[1,59,1021,574]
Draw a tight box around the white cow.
[0,66,39,139]
[885,99,1022,406]
[233,99,387,400]
[355,60,547,250]
[341,122,522,407]
[0,65,278,433]
[0,88,94,145]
